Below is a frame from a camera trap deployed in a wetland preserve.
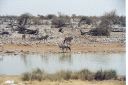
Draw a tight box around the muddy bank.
[0,75,125,85]
[0,42,125,54]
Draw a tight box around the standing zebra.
[22,34,26,40]
[63,36,73,44]
[38,35,49,43]
[58,43,71,52]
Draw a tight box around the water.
[0,52,125,75]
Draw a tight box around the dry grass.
[0,76,125,85]
[21,69,125,81]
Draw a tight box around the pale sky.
[0,0,125,16]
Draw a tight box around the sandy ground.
[0,75,125,85]
[0,42,125,54]
[0,25,125,53]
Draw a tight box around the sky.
[0,0,126,16]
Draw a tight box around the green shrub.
[22,69,119,81]
[22,68,45,81]
[31,69,44,81]
[89,28,110,36]
[104,70,117,80]
[56,71,72,80]
[70,73,79,79]
[95,70,105,80]
[77,69,94,80]
[52,17,66,28]
[22,72,31,81]
[94,70,117,80]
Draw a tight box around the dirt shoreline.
[0,75,125,85]
[0,42,125,54]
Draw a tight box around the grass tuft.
[21,69,123,81]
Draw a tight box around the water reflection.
[0,55,3,62]
[20,54,28,66]
[41,53,48,63]
[0,53,125,76]
[58,53,72,63]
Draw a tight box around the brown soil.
[0,42,125,54]
[0,75,125,85]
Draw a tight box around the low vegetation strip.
[21,69,125,81]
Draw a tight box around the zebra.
[25,29,39,35]
[58,27,64,33]
[63,36,73,44]
[38,35,49,43]
[0,31,11,37]
[22,34,26,40]
[0,43,4,52]
[58,43,71,52]
[0,31,10,35]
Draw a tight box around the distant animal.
[58,43,71,52]
[63,36,73,44]
[25,29,39,35]
[0,31,10,35]
[80,29,89,35]
[17,26,39,35]
[22,34,26,40]
[38,35,49,42]
[0,31,10,37]
[58,27,64,33]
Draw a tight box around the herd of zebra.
[0,25,90,52]
[0,29,75,53]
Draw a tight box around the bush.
[104,70,117,80]
[46,14,56,19]
[78,16,92,27]
[55,71,72,80]
[22,72,31,81]
[94,70,117,80]
[90,10,119,36]
[31,69,44,81]
[52,17,66,28]
[70,73,79,79]
[89,28,110,36]
[22,69,120,81]
[95,70,105,80]
[77,69,94,80]
[22,68,44,81]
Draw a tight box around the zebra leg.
[62,48,64,53]
[68,47,71,52]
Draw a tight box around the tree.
[78,16,92,27]
[90,10,118,36]
[52,14,70,28]
[99,10,118,29]
[119,16,126,27]
[18,13,32,26]
[17,13,32,33]
[52,17,65,28]
[46,14,57,19]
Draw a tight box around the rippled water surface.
[0,53,125,75]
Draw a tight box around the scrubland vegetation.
[21,68,125,81]
[0,10,126,85]
[0,10,126,53]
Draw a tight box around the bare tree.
[99,10,118,29]
[17,13,32,33]
[90,10,118,36]
[78,16,92,27]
